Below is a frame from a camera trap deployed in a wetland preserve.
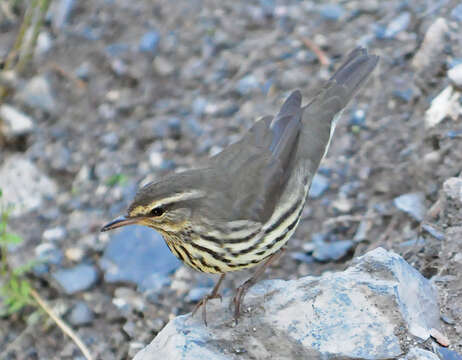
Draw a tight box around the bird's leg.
[233,248,285,323]
[192,273,225,326]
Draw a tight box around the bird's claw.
[192,292,222,326]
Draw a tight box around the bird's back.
[204,47,378,227]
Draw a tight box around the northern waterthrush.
[101,47,378,325]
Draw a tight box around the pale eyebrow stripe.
[129,189,206,216]
[151,190,206,207]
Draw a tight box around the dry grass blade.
[30,289,93,360]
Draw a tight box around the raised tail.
[298,47,378,174]
[328,47,379,106]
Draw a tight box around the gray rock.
[0,156,57,216]
[318,4,345,21]
[35,243,63,266]
[0,104,35,139]
[393,88,415,102]
[67,301,94,326]
[448,64,462,88]
[134,248,440,360]
[393,192,426,221]
[75,62,92,80]
[434,346,462,360]
[308,173,330,198]
[402,347,439,360]
[312,239,354,262]
[100,225,181,288]
[52,264,98,294]
[139,30,160,54]
[236,75,260,95]
[451,3,462,22]
[16,76,56,113]
[51,0,77,29]
[383,12,411,39]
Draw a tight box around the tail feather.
[328,47,379,105]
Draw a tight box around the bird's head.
[101,171,207,235]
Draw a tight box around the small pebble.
[42,227,67,242]
[422,224,445,241]
[313,239,354,262]
[318,4,345,21]
[65,247,85,262]
[451,3,462,22]
[52,264,98,294]
[309,174,330,198]
[17,76,57,114]
[430,328,450,347]
[0,105,34,139]
[153,56,176,76]
[440,314,455,325]
[35,243,63,265]
[448,64,462,88]
[393,193,426,222]
[139,30,160,54]
[68,301,94,326]
[236,75,260,95]
[383,12,411,39]
[51,0,76,29]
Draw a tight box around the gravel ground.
[1,0,462,359]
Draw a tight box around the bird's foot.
[232,277,256,324]
[192,292,222,326]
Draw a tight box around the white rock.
[42,227,67,242]
[425,85,461,129]
[0,156,57,216]
[36,31,53,56]
[153,56,175,76]
[412,18,449,72]
[394,192,427,221]
[134,248,440,360]
[0,104,34,138]
[149,151,163,168]
[448,64,462,88]
[443,177,462,204]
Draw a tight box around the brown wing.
[205,91,302,223]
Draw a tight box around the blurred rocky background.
[0,0,462,359]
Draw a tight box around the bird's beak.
[100,215,140,232]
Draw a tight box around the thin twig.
[300,37,330,66]
[49,62,87,90]
[30,289,93,360]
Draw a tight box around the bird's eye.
[149,207,165,217]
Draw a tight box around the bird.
[101,47,379,326]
